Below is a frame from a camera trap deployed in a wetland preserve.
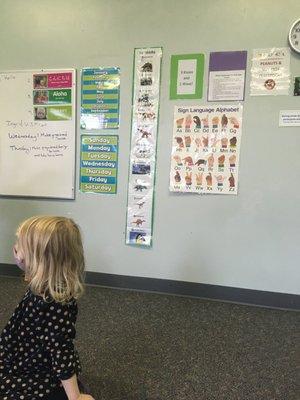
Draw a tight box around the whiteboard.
[0,69,76,199]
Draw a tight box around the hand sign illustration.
[230,137,237,147]
[207,154,214,168]
[185,172,192,186]
[229,154,236,167]
[195,158,206,166]
[214,175,225,184]
[173,155,183,166]
[183,156,194,166]
[218,155,225,167]
[193,116,201,129]
[212,116,219,128]
[228,173,235,188]
[221,114,228,128]
[195,137,203,148]
[195,172,203,186]
[202,136,209,147]
[206,172,213,187]
[221,137,228,148]
[184,136,192,148]
[202,115,209,128]
[176,118,184,128]
[229,116,239,128]
[175,137,184,148]
[174,171,181,182]
[185,114,192,129]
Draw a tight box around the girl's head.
[14,216,85,303]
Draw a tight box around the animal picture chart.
[0,69,76,198]
[126,47,162,247]
[170,105,243,195]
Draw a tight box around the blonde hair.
[16,216,85,303]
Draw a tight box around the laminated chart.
[80,135,118,194]
[126,48,162,247]
[80,67,120,130]
[170,105,243,195]
[33,72,73,120]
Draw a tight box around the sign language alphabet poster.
[170,105,243,195]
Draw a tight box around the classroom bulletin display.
[80,67,120,130]
[125,47,162,247]
[170,105,243,195]
[0,69,76,198]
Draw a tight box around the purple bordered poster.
[208,51,247,102]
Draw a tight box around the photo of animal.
[132,218,146,227]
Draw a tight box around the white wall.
[0,0,299,294]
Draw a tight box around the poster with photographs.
[170,105,243,195]
[125,47,162,247]
[250,48,290,96]
[33,71,73,120]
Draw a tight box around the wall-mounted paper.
[81,67,120,130]
[80,135,118,194]
[250,48,290,96]
[126,47,162,247]
[170,54,204,99]
[279,110,300,127]
[170,104,243,195]
[208,51,247,102]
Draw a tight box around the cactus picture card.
[170,104,243,195]
[170,54,205,99]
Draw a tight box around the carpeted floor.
[0,276,298,400]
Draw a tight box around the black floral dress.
[0,289,81,399]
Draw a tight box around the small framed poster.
[170,54,205,100]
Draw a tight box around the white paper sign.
[208,70,245,101]
[279,110,300,127]
[250,48,290,96]
[177,59,197,95]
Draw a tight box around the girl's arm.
[61,374,80,400]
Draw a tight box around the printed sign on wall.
[208,51,247,101]
[170,105,243,195]
[33,72,73,121]
[80,67,120,130]
[125,47,162,247]
[170,54,204,99]
[80,135,118,194]
[250,48,290,96]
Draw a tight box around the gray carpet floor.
[0,276,298,400]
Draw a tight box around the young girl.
[0,216,94,400]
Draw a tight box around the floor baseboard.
[0,264,299,311]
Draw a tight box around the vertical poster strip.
[250,48,290,96]
[170,104,243,195]
[80,135,118,194]
[80,67,120,130]
[125,47,162,247]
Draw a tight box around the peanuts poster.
[170,105,243,195]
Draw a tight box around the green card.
[170,54,205,99]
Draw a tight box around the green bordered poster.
[80,135,118,194]
[170,54,205,100]
[80,67,120,130]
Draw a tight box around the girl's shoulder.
[27,288,78,313]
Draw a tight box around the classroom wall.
[0,0,299,295]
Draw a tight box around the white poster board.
[0,69,76,198]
